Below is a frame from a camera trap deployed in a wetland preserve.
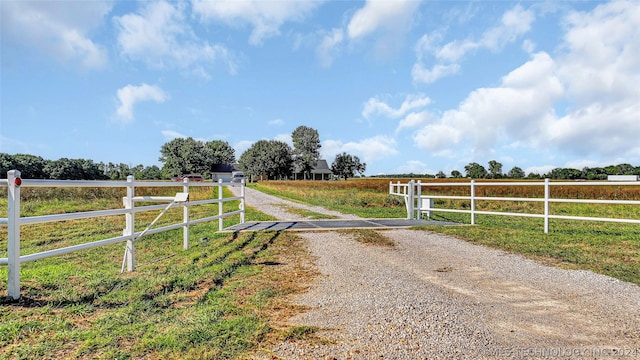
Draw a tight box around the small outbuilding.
[211,164,240,182]
[293,159,333,180]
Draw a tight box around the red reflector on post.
[14,178,22,186]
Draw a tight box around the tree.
[487,160,503,179]
[464,162,488,179]
[238,140,293,180]
[507,166,525,179]
[435,171,446,179]
[547,167,582,180]
[43,158,106,180]
[291,126,321,180]
[331,152,366,180]
[204,140,236,172]
[159,137,206,178]
[11,154,48,178]
[135,165,162,180]
[450,170,463,178]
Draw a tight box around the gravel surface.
[233,186,640,359]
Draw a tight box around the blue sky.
[1,0,639,176]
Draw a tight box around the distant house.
[211,164,239,182]
[293,159,333,180]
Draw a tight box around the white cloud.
[411,63,460,84]
[316,28,344,68]
[115,84,168,123]
[347,0,420,39]
[413,51,563,155]
[524,165,556,175]
[413,4,535,84]
[548,0,640,157]
[1,1,110,69]
[114,1,234,78]
[362,94,431,120]
[397,111,430,133]
[321,136,398,164]
[412,0,640,166]
[395,160,435,175]
[273,133,293,146]
[192,0,322,45]
[268,118,284,126]
[161,130,187,140]
[234,140,254,156]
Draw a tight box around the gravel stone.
[233,186,640,359]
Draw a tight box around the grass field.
[0,178,638,358]
[253,179,640,285]
[0,186,316,359]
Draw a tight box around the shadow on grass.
[0,230,285,308]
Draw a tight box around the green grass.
[254,180,640,285]
[0,185,312,359]
[1,180,639,358]
[1,229,290,359]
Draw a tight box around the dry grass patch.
[337,229,396,248]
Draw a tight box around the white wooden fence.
[1,170,245,300]
[390,179,640,232]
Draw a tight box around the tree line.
[4,126,637,181]
[1,125,366,181]
[375,160,640,180]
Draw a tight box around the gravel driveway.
[232,186,640,359]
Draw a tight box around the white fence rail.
[390,179,640,233]
[1,170,245,300]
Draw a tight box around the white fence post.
[7,170,22,300]
[182,178,190,250]
[124,175,135,272]
[240,179,246,223]
[416,180,422,220]
[406,180,415,220]
[470,180,476,225]
[218,179,224,231]
[544,178,550,234]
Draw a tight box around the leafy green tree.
[581,167,606,180]
[0,153,49,179]
[331,152,366,180]
[464,162,488,179]
[547,167,582,180]
[204,140,236,171]
[43,158,105,180]
[0,153,15,178]
[292,125,321,180]
[135,165,162,180]
[159,137,206,178]
[488,160,503,179]
[238,140,293,180]
[12,154,48,178]
[435,171,446,179]
[159,138,235,179]
[450,170,463,178]
[507,166,525,179]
